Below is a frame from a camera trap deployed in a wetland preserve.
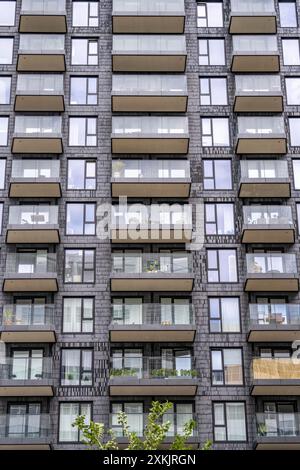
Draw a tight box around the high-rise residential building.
[0,0,300,452]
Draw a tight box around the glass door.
[7,403,41,438]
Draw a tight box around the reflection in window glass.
[201,118,230,147]
[70,77,98,105]
[0,38,13,64]
[0,1,15,26]
[197,2,223,27]
[209,297,240,333]
[279,1,297,27]
[286,78,300,105]
[293,160,300,189]
[71,39,98,65]
[59,403,91,442]
[205,204,234,235]
[203,160,232,190]
[72,1,99,27]
[213,402,246,442]
[282,39,300,65]
[0,117,8,146]
[69,117,97,146]
[289,118,300,146]
[67,160,96,190]
[0,77,11,104]
[0,160,6,189]
[200,77,227,105]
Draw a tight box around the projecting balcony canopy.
[251,357,300,396]
[248,304,300,342]
[112,74,188,112]
[18,34,66,71]
[231,35,279,73]
[19,0,67,33]
[12,116,63,154]
[236,116,286,155]
[229,0,276,34]
[112,0,185,34]
[234,75,283,113]
[15,74,64,112]
[255,413,300,450]
[239,160,290,198]
[112,35,187,72]
[0,413,51,450]
[242,206,294,244]
[111,116,189,154]
[10,160,61,198]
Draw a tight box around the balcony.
[112,0,185,34]
[242,206,294,244]
[10,160,61,198]
[112,160,191,198]
[111,253,194,292]
[19,0,67,33]
[6,206,60,244]
[236,117,286,155]
[0,304,55,343]
[234,75,282,113]
[112,35,187,72]
[245,253,299,292]
[112,74,188,112]
[109,303,195,342]
[0,413,51,450]
[251,357,300,396]
[231,35,279,73]
[229,0,276,34]
[0,357,53,397]
[12,116,63,154]
[3,253,58,293]
[239,160,290,198]
[112,116,189,154]
[248,304,300,342]
[15,74,64,112]
[255,413,300,450]
[109,356,198,396]
[17,34,65,72]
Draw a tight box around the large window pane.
[59,403,91,442]
[0,117,8,146]
[286,78,300,105]
[0,38,13,64]
[279,1,297,27]
[0,1,16,26]
[0,77,11,104]
[282,39,300,65]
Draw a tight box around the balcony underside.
[229,15,277,34]
[255,437,300,450]
[248,326,300,343]
[239,181,291,198]
[241,226,295,244]
[234,95,283,113]
[17,54,66,72]
[244,275,299,292]
[19,14,67,33]
[111,274,194,292]
[109,379,197,396]
[116,437,199,450]
[9,180,62,198]
[111,228,192,243]
[111,180,191,198]
[112,55,187,72]
[12,137,63,154]
[15,95,65,112]
[112,137,189,154]
[112,15,185,34]
[109,326,196,342]
[3,276,58,293]
[231,54,280,73]
[6,226,60,244]
[251,381,300,396]
[0,328,56,343]
[236,137,287,155]
[112,95,188,113]
[0,383,54,397]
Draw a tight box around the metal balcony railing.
[256,413,300,438]
[110,356,197,379]
[21,0,66,13]
[235,75,281,94]
[112,160,190,180]
[112,253,192,274]
[5,252,57,275]
[111,303,194,326]
[112,74,187,95]
[233,35,278,53]
[231,0,275,14]
[112,35,186,53]
[243,206,293,226]
[112,116,188,135]
[8,206,58,226]
[0,357,52,380]
[240,160,288,180]
[246,254,297,275]
[238,116,284,135]
[11,160,60,179]
[16,74,64,95]
[0,413,51,439]
[249,304,300,326]
[19,34,65,52]
[2,304,54,327]
[113,0,185,14]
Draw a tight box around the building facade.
[0,0,300,451]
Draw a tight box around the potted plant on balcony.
[112,160,125,178]
[257,423,267,436]
[3,309,13,326]
[146,259,160,273]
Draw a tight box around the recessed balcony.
[10,160,61,198]
[112,0,185,34]
[251,357,300,396]
[245,253,299,292]
[17,34,66,72]
[112,35,187,72]
[15,74,64,112]
[236,117,286,155]
[231,35,279,73]
[111,253,194,292]
[242,206,294,244]
[12,116,63,154]
[0,413,51,450]
[6,206,59,244]
[248,304,300,342]
[239,160,290,198]
[234,75,283,113]
[255,413,300,450]
[3,253,58,293]
[111,160,191,198]
[229,0,276,34]
[112,74,188,112]
[112,116,189,154]
[19,0,67,33]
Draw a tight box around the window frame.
[201,117,230,147]
[198,38,226,66]
[203,159,233,190]
[210,347,244,386]
[70,76,98,106]
[204,202,235,235]
[62,297,95,334]
[207,248,238,283]
[64,248,96,284]
[0,76,11,105]
[58,402,92,443]
[71,38,99,66]
[208,297,241,333]
[72,1,99,27]
[197,2,224,28]
[68,117,97,147]
[60,348,94,387]
[199,77,228,106]
[213,401,247,443]
[66,202,96,236]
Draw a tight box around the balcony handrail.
[21,0,66,13]
[232,35,278,53]
[243,206,293,226]
[14,116,62,135]
[246,253,297,274]
[111,302,194,325]
[240,160,288,180]
[0,357,52,380]
[112,35,186,53]
[112,252,193,274]
[238,116,285,135]
[235,75,281,94]
[256,412,300,438]
[112,160,190,179]
[112,116,188,135]
[8,205,59,225]
[231,0,275,14]
[11,160,60,179]
[19,34,65,52]
[112,74,187,94]
[249,304,300,326]
[252,357,300,380]
[16,74,64,94]
[2,304,54,327]
[0,413,51,438]
[113,0,185,14]
[5,252,57,274]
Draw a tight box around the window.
[209,297,241,333]
[297,204,300,234]
[7,403,41,438]
[279,1,297,27]
[205,203,234,235]
[0,38,13,64]
[0,117,8,146]
[282,39,300,65]
[197,2,223,27]
[72,1,99,27]
[0,159,6,189]
[207,249,238,283]
[199,77,227,105]
[59,403,91,442]
[199,39,225,65]
[203,160,232,190]
[70,77,98,105]
[67,160,96,189]
[201,118,230,147]
[0,77,11,104]
[0,1,15,26]
[211,349,243,386]
[111,403,144,436]
[66,203,96,235]
[64,249,95,283]
[293,160,300,189]
[286,78,300,105]
[61,349,93,386]
[10,349,44,380]
[69,117,97,146]
[71,39,98,65]
[213,402,247,442]
[63,298,94,333]
[289,118,300,146]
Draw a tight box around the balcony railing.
[5,253,57,275]
[19,34,65,52]
[11,160,60,179]
[14,116,62,135]
[252,357,300,381]
[112,253,192,274]
[112,116,188,136]
[0,357,52,380]
[2,304,54,328]
[256,413,300,438]
[8,206,58,226]
[240,160,288,180]
[111,303,194,326]
[112,160,190,180]
[238,116,284,136]
[21,0,66,13]
[249,304,300,327]
[16,74,64,95]
[112,74,187,95]
[112,205,192,226]
[246,254,297,275]
[235,75,281,94]
[231,0,275,13]
[243,206,293,226]
[113,35,186,53]
[113,0,184,13]
[0,413,50,439]
[232,35,278,53]
[110,356,197,379]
